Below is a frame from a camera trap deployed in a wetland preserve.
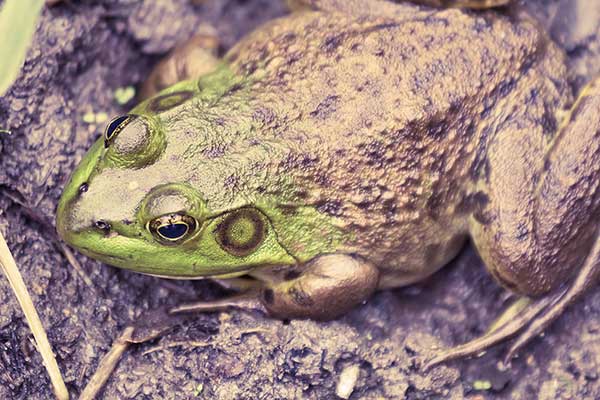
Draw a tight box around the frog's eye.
[215,208,266,256]
[104,115,136,147]
[148,213,197,244]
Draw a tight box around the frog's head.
[56,75,300,278]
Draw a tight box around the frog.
[55,0,600,369]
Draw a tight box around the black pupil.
[106,115,129,140]
[158,223,188,239]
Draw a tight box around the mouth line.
[79,245,129,262]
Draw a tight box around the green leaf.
[472,379,492,391]
[114,86,136,105]
[0,0,45,96]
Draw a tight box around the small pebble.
[336,364,360,399]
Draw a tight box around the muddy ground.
[0,0,599,399]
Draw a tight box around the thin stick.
[0,231,69,400]
[59,242,95,290]
[78,326,135,400]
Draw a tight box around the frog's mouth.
[138,270,252,280]
[57,228,259,277]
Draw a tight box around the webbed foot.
[425,233,600,370]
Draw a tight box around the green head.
[56,67,344,277]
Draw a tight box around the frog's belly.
[375,232,469,290]
[345,215,470,290]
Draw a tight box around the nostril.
[94,220,110,232]
[78,182,89,194]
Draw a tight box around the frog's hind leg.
[427,77,600,369]
[407,0,511,9]
[290,0,510,12]
[139,26,220,99]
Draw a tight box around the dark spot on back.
[515,221,529,241]
[357,140,386,166]
[278,205,299,216]
[226,83,243,96]
[281,32,297,43]
[310,95,340,120]
[224,174,239,189]
[294,189,309,199]
[519,52,539,77]
[240,61,258,75]
[496,78,517,99]
[253,107,277,127]
[469,125,494,181]
[426,192,444,220]
[202,143,227,159]
[322,35,344,53]
[228,51,239,63]
[316,200,342,216]
[455,191,490,215]
[473,15,492,33]
[426,118,447,139]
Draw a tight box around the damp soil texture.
[0,0,599,399]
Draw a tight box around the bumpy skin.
[221,5,577,292]
[56,0,600,328]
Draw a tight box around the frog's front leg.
[139,26,220,99]
[428,78,600,368]
[171,254,380,320]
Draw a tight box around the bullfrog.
[55,0,600,367]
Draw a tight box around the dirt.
[0,0,599,399]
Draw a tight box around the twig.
[78,309,185,399]
[142,340,210,356]
[58,242,95,290]
[78,326,135,400]
[0,231,69,400]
